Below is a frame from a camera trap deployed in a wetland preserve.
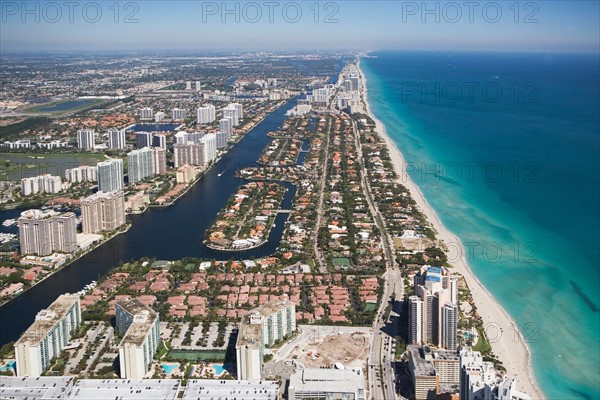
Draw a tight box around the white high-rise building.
[127,147,154,184]
[236,298,296,381]
[77,129,96,150]
[216,131,228,149]
[200,133,217,163]
[81,191,125,234]
[108,128,126,150]
[20,175,62,196]
[195,81,202,91]
[459,349,497,400]
[65,166,97,183]
[171,108,187,121]
[174,131,189,144]
[139,107,153,120]
[219,117,233,137]
[18,209,77,256]
[408,295,424,346]
[15,294,81,377]
[188,131,205,144]
[222,105,239,126]
[97,159,124,192]
[441,302,458,351]
[196,104,216,124]
[117,298,160,380]
[154,111,166,123]
[152,147,167,175]
[135,131,153,148]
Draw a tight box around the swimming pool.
[0,360,15,371]
[161,363,179,374]
[211,364,227,375]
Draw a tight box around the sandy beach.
[357,59,544,399]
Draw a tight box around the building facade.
[18,209,77,256]
[81,191,125,234]
[15,294,81,376]
[97,159,124,192]
[127,147,154,184]
[117,299,161,380]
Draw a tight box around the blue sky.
[1,1,598,52]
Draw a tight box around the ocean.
[361,51,599,400]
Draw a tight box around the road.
[312,117,332,274]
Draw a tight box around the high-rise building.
[200,133,217,163]
[219,117,233,136]
[18,210,77,256]
[77,129,96,150]
[135,132,153,148]
[235,298,296,380]
[81,191,125,234]
[188,131,204,144]
[195,81,202,91]
[154,111,166,123]
[441,302,458,351]
[459,348,497,400]
[139,107,153,120]
[174,131,189,144]
[409,295,424,345]
[65,166,97,183]
[196,104,216,124]
[97,159,124,192]
[152,147,167,175]
[350,74,360,91]
[127,147,154,184]
[173,143,205,168]
[117,298,160,380]
[409,266,457,350]
[152,133,166,149]
[222,105,240,126]
[216,131,228,149]
[108,128,126,150]
[14,294,81,376]
[171,108,187,121]
[20,175,62,196]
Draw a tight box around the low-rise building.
[288,367,366,400]
[183,379,278,400]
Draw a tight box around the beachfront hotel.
[18,209,77,256]
[14,294,81,376]
[409,266,459,350]
[81,191,126,234]
[117,298,161,379]
[235,297,296,380]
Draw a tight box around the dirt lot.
[288,330,370,369]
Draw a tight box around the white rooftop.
[65,379,180,399]
[183,380,279,400]
[0,376,75,399]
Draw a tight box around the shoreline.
[357,58,544,399]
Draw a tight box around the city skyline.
[1,1,598,53]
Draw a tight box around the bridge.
[276,209,292,214]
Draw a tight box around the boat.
[2,219,16,227]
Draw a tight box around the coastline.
[357,58,544,399]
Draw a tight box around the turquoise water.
[0,360,15,371]
[362,51,599,400]
[211,364,226,375]
[161,363,179,374]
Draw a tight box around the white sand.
[357,60,544,399]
